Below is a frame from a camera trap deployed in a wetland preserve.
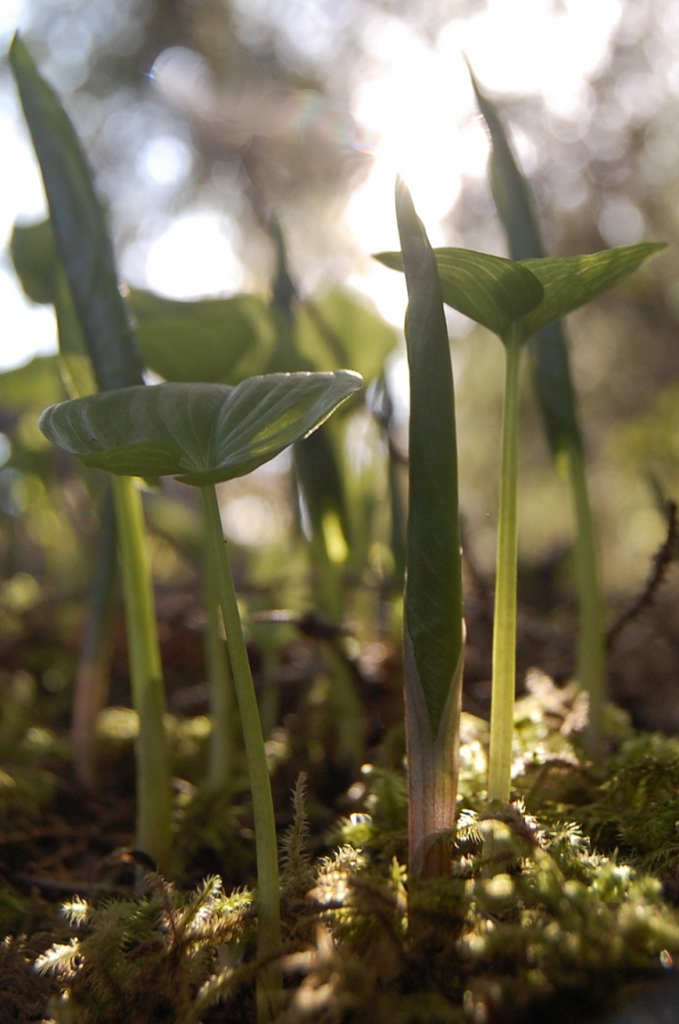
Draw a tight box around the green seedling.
[470,69,607,757]
[393,181,464,879]
[39,370,362,1013]
[10,33,174,868]
[378,235,663,804]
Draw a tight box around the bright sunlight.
[2,0,624,367]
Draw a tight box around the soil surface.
[2,562,679,1023]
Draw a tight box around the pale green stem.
[567,443,606,758]
[71,486,117,789]
[110,475,172,873]
[310,528,364,767]
[488,328,523,804]
[404,630,463,880]
[202,528,235,791]
[200,485,281,1018]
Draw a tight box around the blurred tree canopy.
[4,0,679,594]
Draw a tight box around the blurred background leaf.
[3,0,679,725]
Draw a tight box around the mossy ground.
[2,596,679,1023]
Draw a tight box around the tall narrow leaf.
[469,66,581,453]
[10,34,170,870]
[470,68,605,759]
[9,35,144,391]
[396,180,464,878]
[471,69,664,758]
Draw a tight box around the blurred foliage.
[4,0,679,613]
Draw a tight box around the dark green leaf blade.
[470,68,582,455]
[396,179,463,737]
[376,246,543,337]
[468,65,545,265]
[520,244,665,337]
[39,373,363,487]
[9,34,144,391]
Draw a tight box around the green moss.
[25,688,679,1023]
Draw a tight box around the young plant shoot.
[378,238,663,803]
[470,67,607,758]
[395,181,464,879]
[10,34,174,869]
[39,371,362,1008]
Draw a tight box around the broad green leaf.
[396,179,463,737]
[376,246,544,337]
[0,356,64,412]
[11,219,276,387]
[519,244,665,337]
[295,288,398,382]
[10,220,100,399]
[10,35,144,391]
[39,372,362,487]
[10,218,59,306]
[128,291,276,385]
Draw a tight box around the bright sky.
[1,0,624,370]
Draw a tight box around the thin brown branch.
[607,500,678,650]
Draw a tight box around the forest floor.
[2,560,679,1024]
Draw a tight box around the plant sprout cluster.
[5,31,674,1024]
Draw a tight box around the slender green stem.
[202,528,235,791]
[110,475,172,873]
[308,523,364,767]
[488,327,523,804]
[200,485,281,1016]
[567,443,606,758]
[71,485,117,789]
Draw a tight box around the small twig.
[607,500,678,650]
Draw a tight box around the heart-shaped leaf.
[39,372,362,486]
[375,246,544,336]
[518,244,666,337]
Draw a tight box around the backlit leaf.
[376,246,543,337]
[470,68,582,456]
[9,35,144,391]
[519,244,665,337]
[39,373,362,487]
